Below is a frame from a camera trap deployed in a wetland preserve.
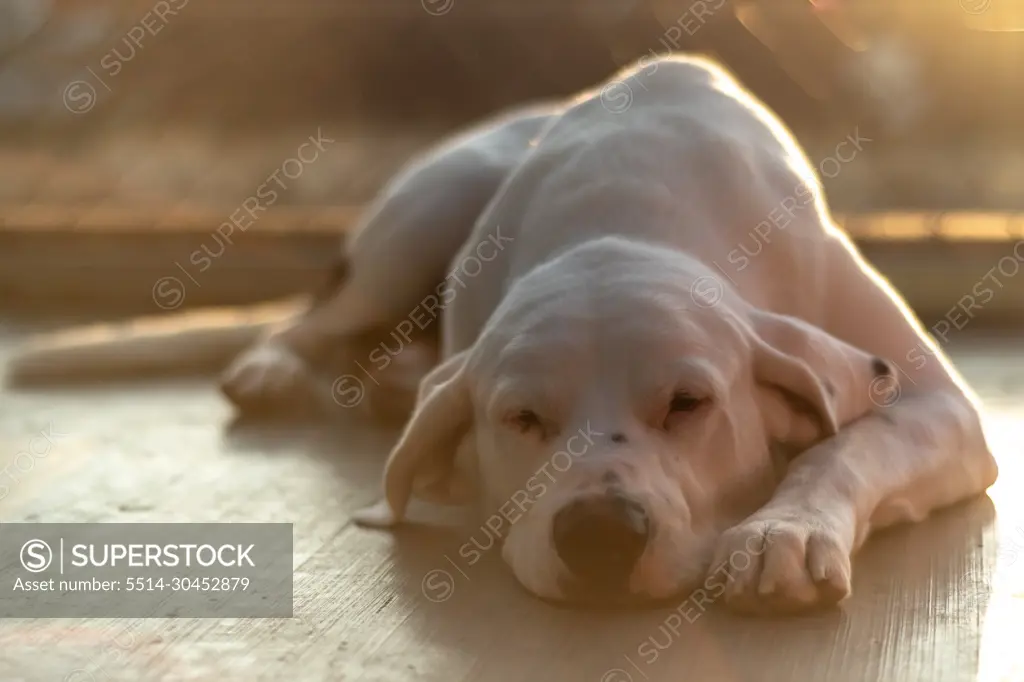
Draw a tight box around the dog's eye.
[669,392,704,413]
[663,392,706,430]
[508,409,543,434]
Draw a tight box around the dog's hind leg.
[220,104,558,419]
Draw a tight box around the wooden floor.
[1,326,1022,682]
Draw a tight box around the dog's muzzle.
[552,492,650,592]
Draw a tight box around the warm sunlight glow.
[963,3,1024,32]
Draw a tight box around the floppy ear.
[353,350,473,527]
[755,384,828,450]
[748,309,894,442]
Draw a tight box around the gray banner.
[0,523,293,617]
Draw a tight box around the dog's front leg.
[711,389,998,613]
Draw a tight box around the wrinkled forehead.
[471,277,744,402]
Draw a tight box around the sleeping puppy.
[6,55,997,613]
[345,55,996,611]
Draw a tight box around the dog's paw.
[220,343,317,414]
[709,510,852,614]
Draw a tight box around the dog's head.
[355,238,894,606]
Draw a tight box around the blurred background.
[0,0,1023,328]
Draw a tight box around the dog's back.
[450,56,837,335]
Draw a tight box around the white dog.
[7,55,998,613]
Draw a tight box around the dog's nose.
[552,493,650,587]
